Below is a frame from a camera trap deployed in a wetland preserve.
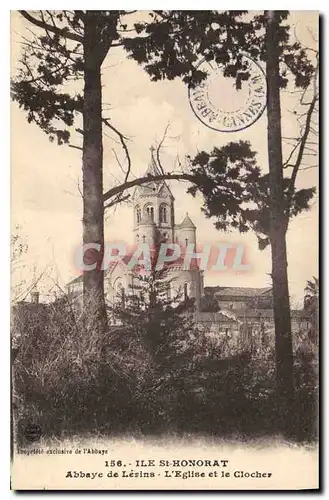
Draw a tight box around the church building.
[66,147,204,310]
[63,148,309,353]
[104,147,204,308]
[37,145,310,352]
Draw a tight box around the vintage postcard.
[11,10,319,490]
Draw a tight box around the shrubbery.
[12,294,318,445]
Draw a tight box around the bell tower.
[126,146,204,310]
[132,147,175,245]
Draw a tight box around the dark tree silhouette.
[11,10,260,334]
[12,12,318,422]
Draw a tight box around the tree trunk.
[82,13,107,335]
[265,11,294,431]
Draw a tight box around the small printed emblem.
[188,53,267,133]
[24,423,42,442]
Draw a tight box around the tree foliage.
[124,10,314,89]
[109,245,196,366]
[187,141,315,249]
[11,10,317,251]
[12,10,314,145]
[13,295,317,441]
[304,276,319,308]
[303,276,319,336]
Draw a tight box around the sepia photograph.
[10,9,319,490]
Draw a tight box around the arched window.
[159,204,168,223]
[144,204,154,221]
[136,206,141,224]
[136,234,139,242]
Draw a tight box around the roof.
[196,308,307,322]
[204,286,272,298]
[179,213,196,229]
[195,312,238,323]
[133,147,174,200]
[164,256,201,271]
[68,245,192,286]
[67,274,83,286]
[146,146,163,177]
[158,182,174,200]
[67,290,83,301]
[232,309,306,320]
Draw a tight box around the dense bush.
[12,297,318,446]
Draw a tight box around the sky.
[11,11,318,305]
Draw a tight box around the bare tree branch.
[284,52,319,207]
[155,123,170,175]
[283,137,302,169]
[287,92,318,203]
[104,194,131,211]
[103,118,131,184]
[19,10,83,43]
[103,173,197,203]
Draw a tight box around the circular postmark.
[188,53,267,133]
[24,423,42,442]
